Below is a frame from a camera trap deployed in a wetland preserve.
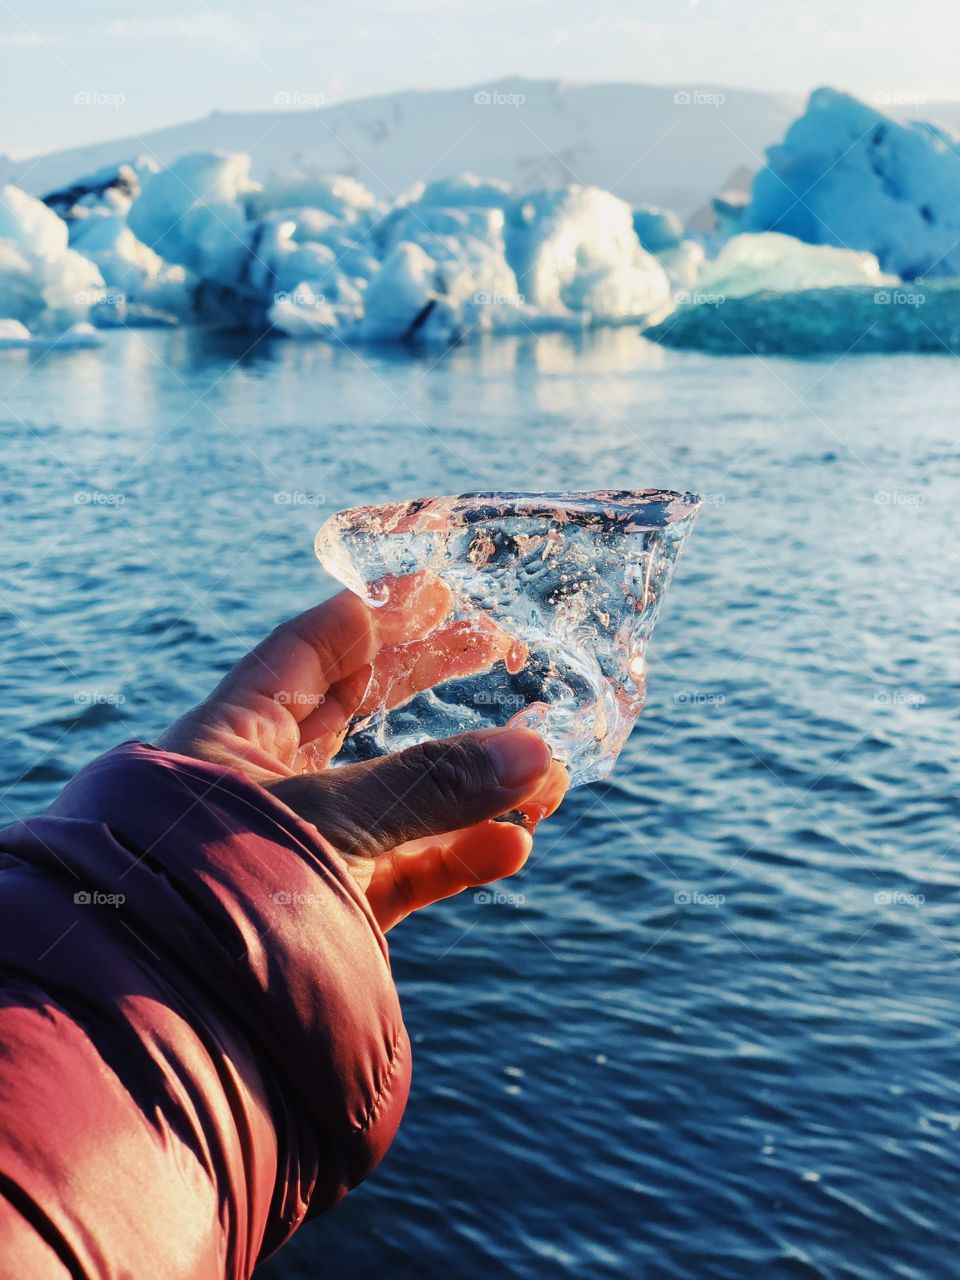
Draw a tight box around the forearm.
[0,743,410,1279]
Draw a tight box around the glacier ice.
[315,490,701,787]
[69,214,193,320]
[127,151,256,281]
[646,282,960,356]
[0,185,105,333]
[8,83,960,354]
[268,178,671,342]
[506,187,671,321]
[42,158,159,223]
[695,232,896,298]
[743,88,960,279]
[632,205,684,254]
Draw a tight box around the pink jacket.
[0,742,410,1278]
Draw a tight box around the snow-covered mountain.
[2,78,803,218]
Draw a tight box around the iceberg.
[24,99,954,355]
[127,151,257,281]
[659,240,705,294]
[643,228,946,356]
[246,172,379,222]
[0,319,101,350]
[69,214,193,319]
[42,158,159,223]
[506,186,671,321]
[743,88,960,279]
[632,205,684,254]
[270,178,671,342]
[0,185,105,333]
[693,232,896,298]
[315,490,702,786]
[645,281,959,356]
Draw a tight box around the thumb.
[267,727,553,856]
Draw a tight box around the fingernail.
[485,729,551,789]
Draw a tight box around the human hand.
[158,573,568,930]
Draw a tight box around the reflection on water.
[2,328,959,1279]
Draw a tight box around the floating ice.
[632,205,684,254]
[646,281,960,356]
[127,151,257,280]
[695,232,896,298]
[744,88,960,279]
[315,490,701,787]
[17,82,955,353]
[0,319,31,347]
[0,185,105,334]
[69,214,193,319]
[270,180,671,342]
[506,187,672,321]
[246,172,379,222]
[0,319,101,350]
[42,158,159,222]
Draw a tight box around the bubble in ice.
[315,489,701,787]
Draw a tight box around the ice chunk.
[695,232,896,298]
[355,241,440,340]
[0,320,101,350]
[42,158,158,222]
[1,184,68,255]
[0,186,105,332]
[659,240,705,293]
[632,205,684,254]
[712,189,749,237]
[744,88,960,279]
[128,151,257,277]
[69,214,193,319]
[315,490,701,786]
[246,173,378,222]
[645,281,960,356]
[416,174,513,209]
[0,319,31,347]
[506,186,671,321]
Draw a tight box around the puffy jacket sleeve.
[0,742,411,1279]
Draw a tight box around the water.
[2,328,959,1279]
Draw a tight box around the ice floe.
[4,86,960,354]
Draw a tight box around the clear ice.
[315,490,701,787]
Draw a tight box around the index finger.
[213,572,452,718]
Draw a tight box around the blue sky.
[2,0,957,158]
